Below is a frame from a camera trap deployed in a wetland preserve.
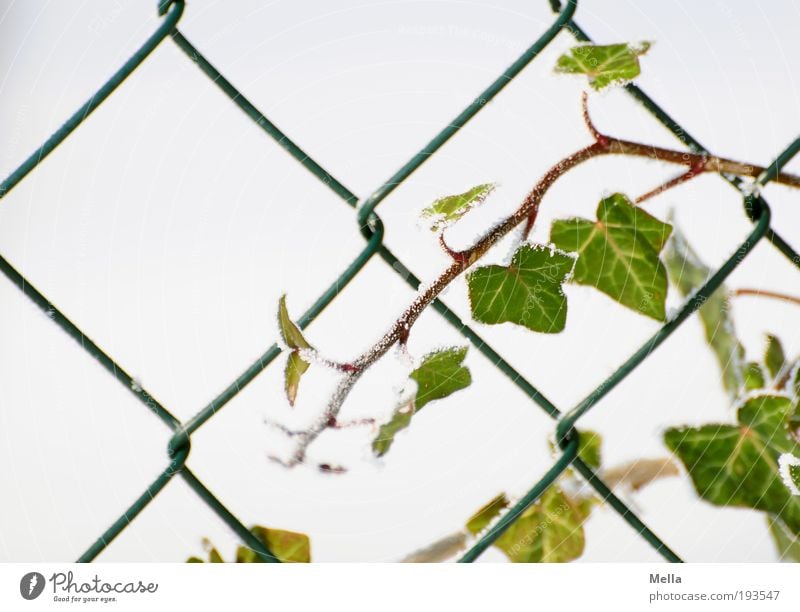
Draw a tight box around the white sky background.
[0,0,799,563]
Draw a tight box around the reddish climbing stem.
[277,95,800,468]
[732,288,800,308]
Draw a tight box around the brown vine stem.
[281,94,800,467]
[731,288,800,308]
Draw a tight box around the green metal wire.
[1,0,797,565]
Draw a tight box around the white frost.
[779,453,800,496]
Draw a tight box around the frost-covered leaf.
[554,42,651,90]
[372,347,471,456]
[285,351,310,407]
[465,493,509,536]
[765,334,787,380]
[467,244,574,333]
[779,454,800,496]
[551,193,672,320]
[422,183,496,231]
[665,395,800,533]
[278,296,312,406]
[410,346,472,411]
[278,295,311,350]
[577,430,602,470]
[664,226,745,395]
[372,400,415,458]
[767,515,800,562]
[250,526,311,563]
[664,226,745,396]
[743,361,766,391]
[494,486,589,563]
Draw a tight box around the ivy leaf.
[422,183,496,231]
[278,295,311,350]
[555,42,651,90]
[779,454,800,496]
[250,526,311,563]
[278,295,312,407]
[372,347,471,456]
[577,430,603,471]
[767,515,800,562]
[285,351,310,407]
[765,334,786,380]
[372,400,415,458]
[494,486,589,562]
[551,193,672,321]
[743,361,766,391]
[665,395,800,533]
[465,493,509,536]
[410,346,472,411]
[467,244,574,333]
[664,225,745,396]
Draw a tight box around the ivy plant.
[189,40,800,563]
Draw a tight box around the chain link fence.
[1,0,798,563]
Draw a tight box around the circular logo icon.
[20,572,45,600]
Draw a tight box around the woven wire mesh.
[2,0,799,563]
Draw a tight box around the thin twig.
[277,96,800,467]
[732,288,800,307]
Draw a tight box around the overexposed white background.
[1,0,799,562]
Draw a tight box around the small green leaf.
[551,193,672,320]
[555,42,651,90]
[663,225,745,396]
[467,244,574,333]
[743,361,766,391]
[251,526,311,563]
[765,334,786,379]
[208,547,224,563]
[767,515,800,562]
[372,347,471,456]
[372,400,416,458]
[577,430,602,471]
[278,295,311,350]
[465,493,509,536]
[665,395,800,533]
[236,546,257,563]
[494,486,589,563]
[422,183,496,231]
[186,556,205,563]
[410,346,472,411]
[278,296,312,406]
[285,351,310,407]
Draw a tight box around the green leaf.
[551,193,672,320]
[767,515,800,562]
[278,296,312,406]
[372,347,471,456]
[665,395,800,533]
[494,486,589,562]
[422,183,496,231]
[765,334,787,379]
[372,400,416,458]
[208,547,224,563]
[285,351,310,407]
[467,244,574,333]
[663,225,745,396]
[577,430,603,471]
[251,526,311,563]
[236,546,257,563]
[743,361,766,391]
[410,346,472,411]
[554,42,651,90]
[278,295,311,350]
[465,493,509,536]
[186,556,205,563]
